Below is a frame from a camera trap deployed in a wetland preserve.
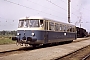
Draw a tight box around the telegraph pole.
[68,0,71,23]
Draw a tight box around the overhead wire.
[3,0,66,20]
[61,0,67,4]
[3,0,88,20]
[45,0,81,20]
[60,0,83,21]
[45,0,67,11]
[3,0,86,22]
[27,0,66,15]
[70,2,84,23]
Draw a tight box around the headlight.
[17,33,20,35]
[31,33,35,36]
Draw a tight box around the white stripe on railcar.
[17,27,44,30]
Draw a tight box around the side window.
[55,23,59,31]
[63,25,65,32]
[65,25,67,32]
[70,26,73,32]
[67,26,70,32]
[72,27,74,32]
[60,24,62,31]
[49,22,55,31]
[63,25,67,32]
[73,26,76,32]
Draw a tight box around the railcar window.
[72,27,74,32]
[19,20,24,27]
[60,24,62,31]
[63,25,66,32]
[64,25,67,32]
[55,23,59,31]
[67,26,70,32]
[24,20,29,27]
[29,20,39,27]
[63,25,67,32]
[70,26,72,32]
[73,27,76,32]
[70,26,73,32]
[19,20,29,28]
[49,22,55,31]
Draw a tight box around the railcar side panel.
[47,31,76,43]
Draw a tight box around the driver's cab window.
[18,20,29,28]
[24,20,29,28]
[40,20,43,27]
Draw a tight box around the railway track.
[82,53,90,60]
[0,38,90,60]
[54,45,90,60]
[0,37,90,58]
[0,45,50,57]
[0,42,70,57]
[0,47,31,57]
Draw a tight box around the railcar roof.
[19,16,75,27]
[19,16,45,20]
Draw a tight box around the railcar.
[12,16,77,46]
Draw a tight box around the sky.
[0,0,90,32]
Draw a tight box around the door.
[44,20,48,44]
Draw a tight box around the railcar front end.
[12,17,46,46]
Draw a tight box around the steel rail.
[82,53,90,60]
